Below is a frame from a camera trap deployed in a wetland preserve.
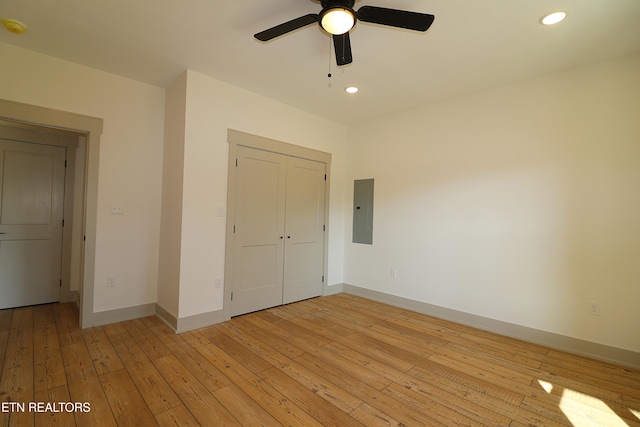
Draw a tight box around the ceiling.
[2,0,640,124]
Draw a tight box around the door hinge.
[323,224,325,231]
[62,219,65,227]
[324,174,327,181]
[322,275,325,283]
[233,225,236,233]
[59,279,62,287]
[231,292,234,301]
[235,158,238,167]
[64,160,67,168]
[83,235,86,242]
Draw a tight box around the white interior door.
[231,146,286,316]
[0,139,66,309]
[283,157,326,304]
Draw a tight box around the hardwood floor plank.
[179,328,216,348]
[333,332,417,372]
[99,369,156,427]
[212,384,283,427]
[52,304,83,347]
[81,327,124,376]
[158,335,232,393]
[538,362,640,409]
[521,394,640,427]
[0,330,8,384]
[216,318,366,414]
[349,402,405,427]
[267,322,393,391]
[155,404,201,427]
[278,309,355,341]
[292,351,437,426]
[433,345,536,385]
[209,331,273,374]
[239,310,284,329]
[65,367,117,427]
[546,349,640,387]
[60,342,95,372]
[1,295,639,426]
[154,354,241,426]
[33,384,76,427]
[0,307,35,427]
[382,382,495,427]
[106,332,181,415]
[33,317,66,393]
[196,343,324,426]
[260,366,366,427]
[0,309,13,332]
[227,317,306,360]
[428,353,541,398]
[408,364,525,410]
[122,319,172,361]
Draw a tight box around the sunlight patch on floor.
[537,380,630,427]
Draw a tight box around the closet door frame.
[224,129,331,319]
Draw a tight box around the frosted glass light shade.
[321,8,355,35]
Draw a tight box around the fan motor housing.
[321,0,355,8]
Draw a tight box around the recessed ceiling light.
[1,18,27,35]
[345,86,359,94]
[540,11,567,26]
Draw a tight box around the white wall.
[0,43,165,314]
[176,70,347,318]
[345,54,640,353]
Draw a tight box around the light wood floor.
[1,294,639,426]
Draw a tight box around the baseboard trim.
[175,309,227,333]
[343,284,640,370]
[155,304,178,331]
[90,303,157,327]
[60,290,79,304]
[324,283,344,296]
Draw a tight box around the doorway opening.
[0,99,103,328]
[0,122,80,308]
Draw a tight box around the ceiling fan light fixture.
[540,11,567,26]
[320,8,355,35]
[345,86,359,94]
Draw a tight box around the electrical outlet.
[390,268,397,278]
[589,301,600,316]
[110,204,123,214]
[215,277,223,288]
[107,275,116,287]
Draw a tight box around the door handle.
[0,232,6,234]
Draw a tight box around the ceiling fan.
[254,0,435,66]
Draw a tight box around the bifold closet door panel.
[282,156,326,304]
[231,146,286,316]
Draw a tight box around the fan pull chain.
[327,37,332,78]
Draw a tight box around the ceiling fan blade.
[333,33,353,66]
[254,14,319,41]
[357,6,434,32]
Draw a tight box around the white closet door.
[231,146,286,316]
[0,139,65,309]
[283,157,326,304]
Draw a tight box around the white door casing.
[0,139,66,309]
